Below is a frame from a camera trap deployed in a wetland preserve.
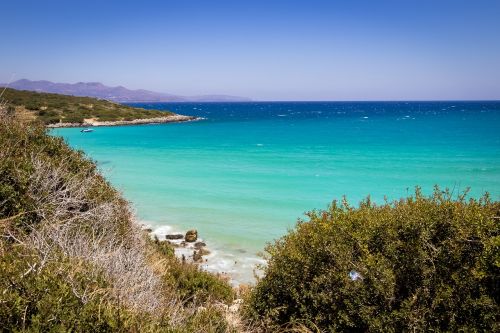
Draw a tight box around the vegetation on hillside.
[0,87,173,124]
[0,110,235,332]
[244,189,499,332]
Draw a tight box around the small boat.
[80,128,94,133]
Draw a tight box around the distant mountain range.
[1,79,251,103]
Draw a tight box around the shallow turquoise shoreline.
[53,101,500,283]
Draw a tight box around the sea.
[52,101,500,284]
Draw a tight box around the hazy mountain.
[2,79,251,102]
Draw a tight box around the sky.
[1,0,499,101]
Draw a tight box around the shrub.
[149,236,235,304]
[63,114,85,123]
[244,188,500,332]
[24,102,40,110]
[0,245,143,332]
[0,113,235,332]
[167,262,235,304]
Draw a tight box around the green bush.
[168,263,235,304]
[63,114,85,123]
[149,237,235,304]
[0,246,144,332]
[24,102,40,110]
[245,188,500,332]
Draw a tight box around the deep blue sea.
[53,101,500,283]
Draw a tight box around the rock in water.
[193,250,203,262]
[166,234,184,240]
[198,248,210,256]
[185,229,198,242]
[194,241,206,249]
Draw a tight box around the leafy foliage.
[0,87,173,124]
[244,189,500,332]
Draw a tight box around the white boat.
[80,128,94,133]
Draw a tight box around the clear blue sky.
[1,0,499,100]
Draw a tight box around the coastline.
[46,114,201,128]
[143,222,265,286]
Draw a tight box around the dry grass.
[2,128,169,313]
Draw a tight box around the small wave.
[202,253,266,286]
[140,221,263,285]
[152,225,175,235]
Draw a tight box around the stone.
[198,248,210,256]
[193,250,203,262]
[166,234,183,240]
[166,241,180,248]
[185,229,198,242]
[194,241,206,249]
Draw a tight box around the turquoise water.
[53,101,500,283]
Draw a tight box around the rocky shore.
[142,224,264,286]
[165,229,213,264]
[143,226,213,265]
[46,114,201,128]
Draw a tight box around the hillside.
[0,110,240,332]
[0,87,197,126]
[3,79,251,102]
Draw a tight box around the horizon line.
[2,79,499,104]
[128,99,500,103]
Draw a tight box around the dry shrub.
[1,113,236,331]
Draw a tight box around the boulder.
[198,248,210,256]
[166,234,183,240]
[185,229,198,242]
[194,241,206,249]
[193,250,203,263]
